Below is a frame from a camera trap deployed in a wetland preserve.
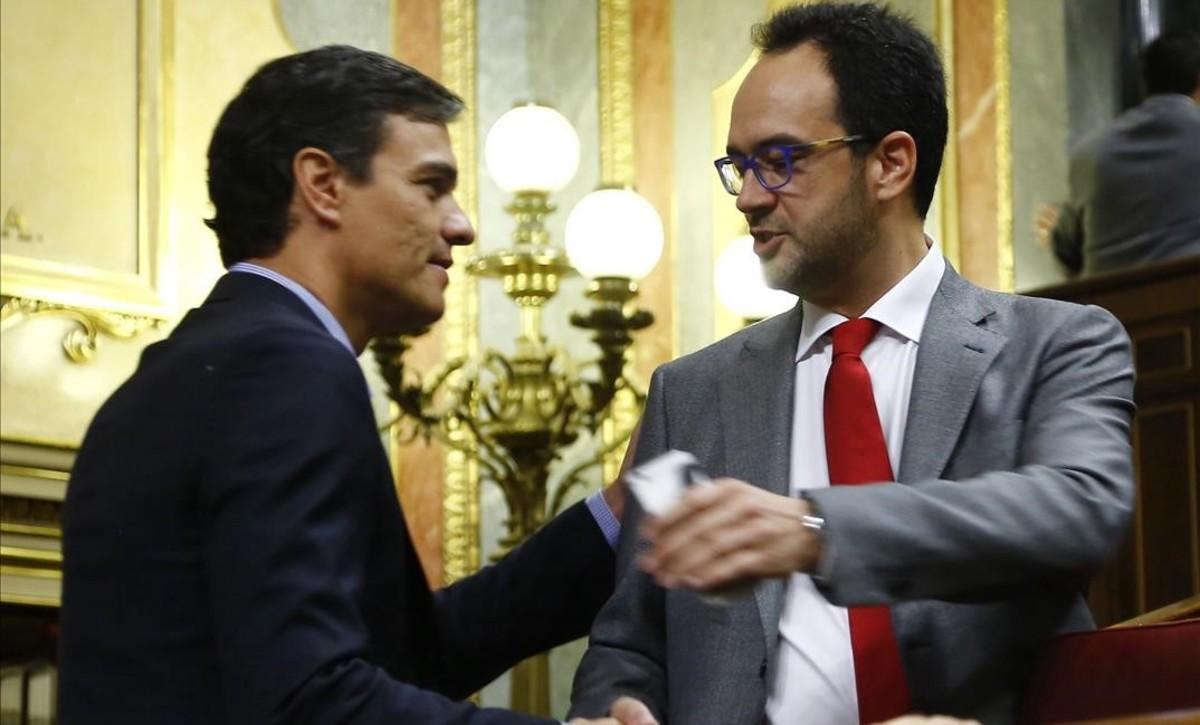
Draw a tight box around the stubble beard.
[762,167,878,299]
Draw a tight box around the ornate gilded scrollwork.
[439,0,481,588]
[0,296,161,363]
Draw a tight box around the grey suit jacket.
[569,265,1135,725]
[1053,93,1200,275]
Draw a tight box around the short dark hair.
[752,2,947,218]
[1141,31,1200,96]
[205,45,464,267]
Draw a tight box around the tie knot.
[832,318,880,357]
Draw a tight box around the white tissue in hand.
[626,450,751,605]
[625,450,706,517]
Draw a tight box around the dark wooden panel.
[1087,529,1140,625]
[1134,327,1191,378]
[1136,404,1197,610]
[1027,255,1200,626]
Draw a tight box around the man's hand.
[568,696,658,725]
[1034,202,1061,249]
[637,478,820,590]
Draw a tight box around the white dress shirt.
[767,247,945,725]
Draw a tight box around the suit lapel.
[718,305,803,662]
[899,266,1007,482]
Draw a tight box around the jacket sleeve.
[427,499,617,699]
[568,368,672,722]
[809,304,1135,605]
[202,332,558,725]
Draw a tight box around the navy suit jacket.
[60,272,615,724]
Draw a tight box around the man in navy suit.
[60,45,651,725]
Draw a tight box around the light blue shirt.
[229,262,356,355]
[227,262,621,549]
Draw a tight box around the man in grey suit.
[1050,30,1200,276]
[569,4,1135,724]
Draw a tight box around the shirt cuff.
[585,491,621,550]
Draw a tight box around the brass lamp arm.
[546,403,642,516]
[447,411,520,484]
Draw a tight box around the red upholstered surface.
[1021,619,1200,724]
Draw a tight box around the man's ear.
[293,147,345,226]
[867,130,917,206]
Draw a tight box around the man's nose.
[444,200,475,247]
[735,171,777,216]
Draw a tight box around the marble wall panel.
[1010,0,1069,290]
[275,0,391,53]
[672,0,764,355]
[392,0,448,589]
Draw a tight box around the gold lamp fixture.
[372,102,663,716]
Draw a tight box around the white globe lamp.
[484,103,580,194]
[565,187,664,281]
[714,235,798,322]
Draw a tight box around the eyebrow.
[414,160,459,186]
[725,134,809,156]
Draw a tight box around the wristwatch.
[798,492,826,577]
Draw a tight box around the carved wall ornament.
[0,296,161,364]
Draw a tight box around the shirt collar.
[795,242,945,362]
[228,262,357,356]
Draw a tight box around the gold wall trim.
[1,296,162,364]
[935,0,961,269]
[0,435,78,454]
[0,592,60,608]
[598,0,635,186]
[993,0,1013,291]
[0,465,70,483]
[0,564,61,580]
[440,0,480,585]
[0,0,174,319]
[1,522,62,537]
[598,0,638,481]
[0,546,61,566]
[269,0,294,48]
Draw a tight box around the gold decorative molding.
[598,0,639,481]
[0,433,79,453]
[0,0,174,319]
[0,496,64,608]
[440,0,480,586]
[934,0,961,269]
[993,0,1014,291]
[0,565,60,580]
[598,0,635,186]
[0,466,70,485]
[1,296,161,363]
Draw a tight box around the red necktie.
[823,318,912,724]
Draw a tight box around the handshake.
[569,697,657,725]
[571,701,981,725]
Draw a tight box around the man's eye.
[421,179,450,196]
[759,149,791,172]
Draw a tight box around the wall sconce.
[372,102,662,716]
[714,234,798,326]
